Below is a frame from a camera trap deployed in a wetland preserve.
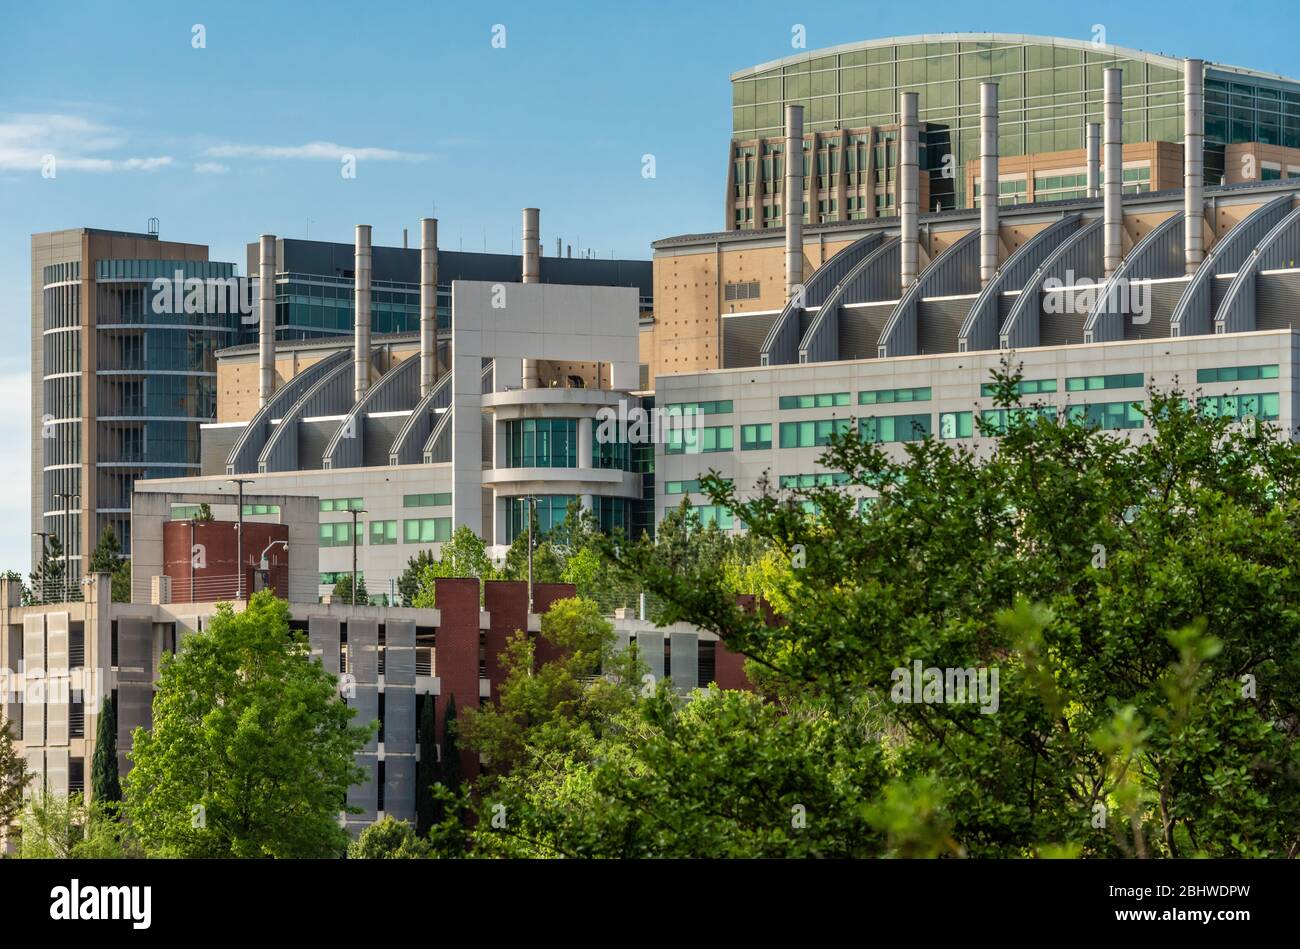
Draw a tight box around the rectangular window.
[779,472,850,488]
[779,392,850,409]
[939,411,974,439]
[403,517,453,544]
[320,497,364,512]
[369,520,398,545]
[665,478,731,495]
[858,386,932,405]
[696,505,734,530]
[665,425,733,454]
[402,492,453,508]
[980,378,1057,397]
[665,400,734,415]
[779,418,853,448]
[1196,364,1279,384]
[1064,373,1144,393]
[1066,401,1145,430]
[1198,392,1280,421]
[740,422,772,451]
[859,413,931,443]
[981,406,1059,434]
[242,503,280,515]
[319,521,362,547]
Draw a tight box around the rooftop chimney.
[354,224,372,402]
[1086,122,1101,198]
[420,218,438,397]
[785,104,805,300]
[900,91,920,289]
[979,82,1000,287]
[1184,58,1205,274]
[1103,69,1124,277]
[258,235,276,406]
[521,208,540,389]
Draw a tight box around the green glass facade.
[731,35,1300,211]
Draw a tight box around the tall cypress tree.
[442,694,463,796]
[91,694,121,803]
[415,695,440,834]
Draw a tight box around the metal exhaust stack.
[784,104,804,300]
[900,91,919,289]
[420,217,438,396]
[521,207,540,389]
[1184,58,1205,274]
[1086,123,1101,199]
[258,234,276,406]
[354,224,372,402]
[1103,69,1124,277]
[979,82,999,287]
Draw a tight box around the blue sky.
[1,0,1296,572]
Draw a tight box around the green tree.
[398,549,437,606]
[87,525,132,603]
[441,694,463,797]
[415,695,440,835]
[91,694,121,804]
[0,714,28,829]
[28,533,65,605]
[410,526,499,607]
[606,365,1300,858]
[332,572,368,605]
[123,591,375,857]
[347,816,430,858]
[18,792,83,858]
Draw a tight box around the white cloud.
[205,140,431,162]
[194,161,229,174]
[0,112,173,172]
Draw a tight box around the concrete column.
[784,104,804,301]
[578,415,592,469]
[979,82,999,287]
[521,207,540,389]
[354,224,372,402]
[1184,58,1205,274]
[1086,123,1101,198]
[420,218,438,397]
[899,91,920,289]
[1104,69,1124,277]
[258,235,276,406]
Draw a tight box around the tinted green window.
[320,497,363,512]
[505,418,578,467]
[696,505,734,530]
[1066,401,1145,430]
[779,392,850,409]
[779,472,850,488]
[665,425,733,454]
[1196,364,1279,383]
[403,517,453,544]
[939,411,974,439]
[666,400,734,415]
[979,378,1057,397]
[859,413,931,443]
[1065,373,1143,392]
[1199,392,1280,420]
[403,492,452,508]
[741,423,772,450]
[858,387,932,405]
[242,503,280,515]
[369,520,398,545]
[981,406,1058,434]
[779,418,852,448]
[319,522,362,547]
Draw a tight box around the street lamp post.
[523,495,538,612]
[227,479,254,600]
[349,508,367,607]
[258,539,288,595]
[53,492,78,603]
